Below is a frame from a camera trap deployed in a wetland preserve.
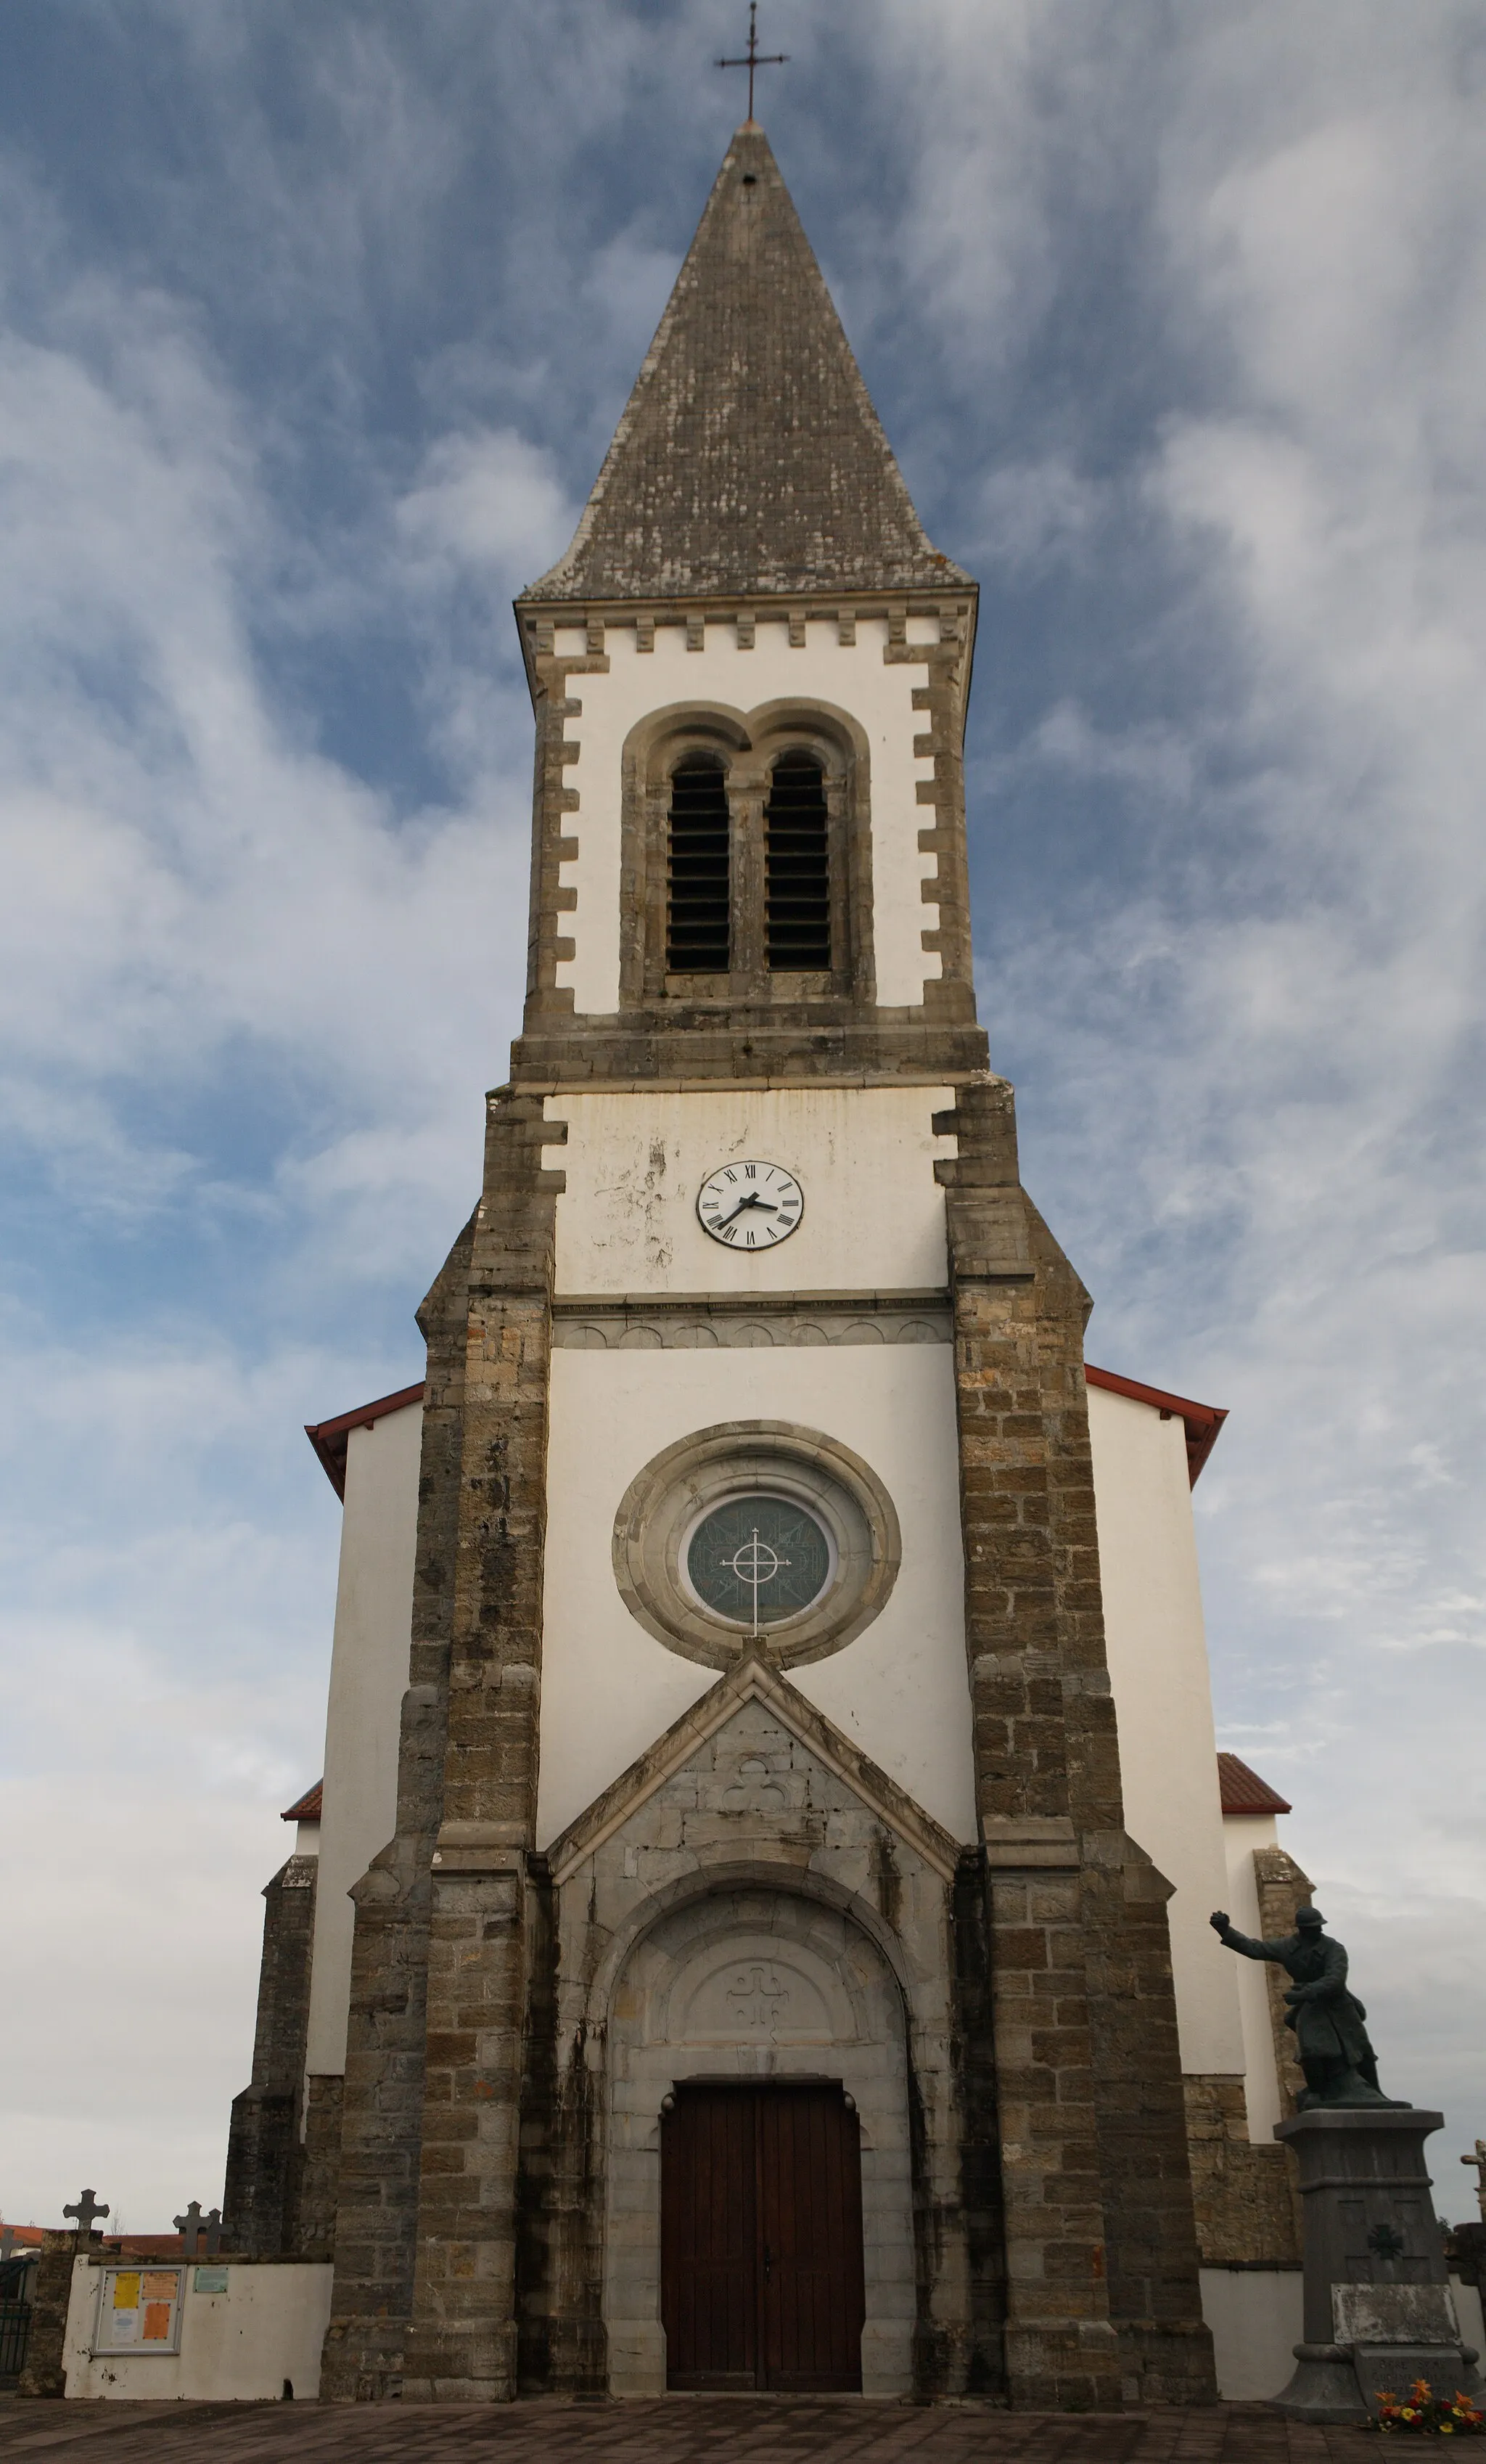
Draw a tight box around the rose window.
[686,1496,833,1629]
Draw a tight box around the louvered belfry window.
[666,758,731,973]
[765,753,832,970]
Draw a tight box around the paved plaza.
[0,2400,1376,2464]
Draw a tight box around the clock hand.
[716,1192,778,1227]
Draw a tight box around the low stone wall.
[15,2230,77,2398]
[62,2255,332,2402]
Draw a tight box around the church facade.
[226,121,1310,2407]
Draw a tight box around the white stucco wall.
[1456,2275,1486,2361]
[1199,2266,1302,2401]
[537,1343,974,1848]
[546,1086,956,1298]
[549,612,942,1013]
[1198,2269,1483,2403]
[303,1400,421,2079]
[1224,1809,1286,2139]
[65,2258,333,2401]
[1088,1382,1245,2077]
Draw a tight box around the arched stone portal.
[604,1885,914,2396]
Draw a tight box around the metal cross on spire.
[716,3,787,124]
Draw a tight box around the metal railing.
[0,2297,32,2378]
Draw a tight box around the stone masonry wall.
[293,2074,344,2262]
[1178,1845,1314,2267]
[15,2232,80,2399]
[319,1212,474,2400]
[949,1846,1009,2397]
[1083,1836,1218,2402]
[1183,2074,1302,2266]
[937,1075,1216,2410]
[324,1084,565,2402]
[223,1850,317,2257]
[398,1090,565,2402]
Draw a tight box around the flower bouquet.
[1374,2381,1486,2435]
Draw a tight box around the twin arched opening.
[667,750,831,977]
[620,700,874,1007]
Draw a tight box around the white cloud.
[0,222,576,2222]
[0,242,575,1243]
[396,425,573,579]
[840,0,1486,2174]
[969,457,1105,574]
[1018,699,1197,801]
[0,1353,338,2229]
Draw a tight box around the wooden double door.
[661,2082,866,2391]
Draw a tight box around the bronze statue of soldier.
[1210,1903,1405,2110]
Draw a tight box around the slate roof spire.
[522,123,968,604]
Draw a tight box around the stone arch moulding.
[539,1658,969,2398]
[611,1419,902,1672]
[601,1875,915,2398]
[617,695,876,1007]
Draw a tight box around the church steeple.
[512,121,984,1092]
[524,123,968,605]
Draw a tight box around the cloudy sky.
[1,0,1482,2235]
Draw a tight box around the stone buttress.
[223,1847,318,2259]
[321,1094,563,2400]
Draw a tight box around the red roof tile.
[281,1780,323,1823]
[1085,1364,1228,1486]
[1217,1752,1292,1816]
[99,2234,192,2256]
[305,1383,424,1499]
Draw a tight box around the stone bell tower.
[317,118,1217,2410]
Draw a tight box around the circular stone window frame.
[612,1421,902,1674]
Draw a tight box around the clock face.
[697,1159,804,1249]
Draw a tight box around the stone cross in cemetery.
[173,2201,223,2258]
[1462,2142,1486,2223]
[61,2189,109,2241]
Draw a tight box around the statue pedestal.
[1271,2108,1482,2422]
